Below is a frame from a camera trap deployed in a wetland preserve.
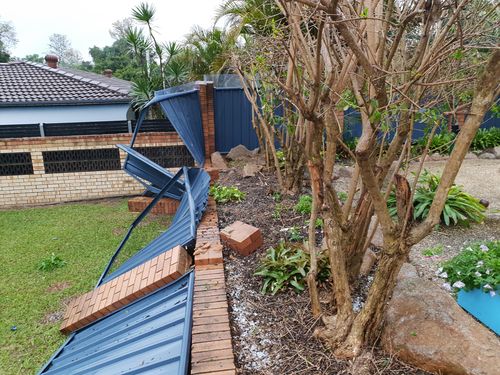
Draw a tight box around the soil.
[46,281,71,293]
[216,167,430,375]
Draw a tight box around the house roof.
[0,61,132,107]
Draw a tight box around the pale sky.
[2,0,223,60]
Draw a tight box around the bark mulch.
[215,168,430,375]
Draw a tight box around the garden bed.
[216,168,430,374]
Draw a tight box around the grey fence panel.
[214,88,259,153]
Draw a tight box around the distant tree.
[110,18,136,41]
[0,16,17,62]
[47,33,82,67]
[88,38,140,80]
[24,54,44,63]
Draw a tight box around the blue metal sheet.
[39,271,195,375]
[214,87,259,153]
[157,90,206,166]
[102,167,210,283]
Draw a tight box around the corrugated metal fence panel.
[102,168,210,283]
[214,88,259,153]
[39,271,194,375]
[481,110,500,129]
[157,90,206,166]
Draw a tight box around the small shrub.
[337,191,348,203]
[415,131,456,155]
[276,150,286,169]
[387,170,485,226]
[439,240,500,294]
[37,253,66,272]
[421,244,444,257]
[209,184,246,204]
[470,127,500,152]
[288,226,304,242]
[255,243,330,294]
[273,203,283,220]
[294,194,312,215]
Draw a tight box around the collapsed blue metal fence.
[39,87,210,375]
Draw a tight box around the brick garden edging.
[191,197,237,374]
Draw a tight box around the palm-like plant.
[215,0,284,38]
[185,27,233,79]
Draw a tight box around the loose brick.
[220,221,263,256]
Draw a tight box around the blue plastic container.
[457,287,500,335]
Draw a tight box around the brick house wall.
[0,132,184,208]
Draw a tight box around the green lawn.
[0,199,171,374]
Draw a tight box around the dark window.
[43,149,121,174]
[134,146,194,168]
[0,152,34,176]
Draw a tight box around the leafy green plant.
[209,184,246,203]
[273,203,283,219]
[288,226,303,242]
[337,191,348,203]
[387,170,486,226]
[418,131,456,155]
[470,127,500,152]
[439,240,500,294]
[422,244,444,257]
[255,243,330,294]
[276,150,286,169]
[37,253,66,272]
[294,194,312,215]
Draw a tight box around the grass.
[0,199,171,374]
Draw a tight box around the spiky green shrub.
[388,170,485,226]
[470,127,500,152]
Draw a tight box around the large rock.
[382,263,500,375]
[210,152,228,170]
[494,146,500,157]
[242,162,262,177]
[478,152,496,160]
[226,144,253,161]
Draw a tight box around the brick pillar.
[197,81,216,164]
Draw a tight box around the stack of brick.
[128,196,180,215]
[191,196,237,374]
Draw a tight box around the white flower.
[442,283,452,292]
[457,271,461,275]
[452,281,465,289]
[490,291,496,297]
[439,272,448,279]
[476,260,484,268]
[480,244,489,252]
[474,271,482,278]
[486,269,491,275]
[484,284,493,290]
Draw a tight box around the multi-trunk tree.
[235,0,499,358]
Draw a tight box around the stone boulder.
[494,146,500,157]
[227,144,254,161]
[210,152,228,170]
[382,263,500,375]
[478,152,496,160]
[242,162,262,177]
